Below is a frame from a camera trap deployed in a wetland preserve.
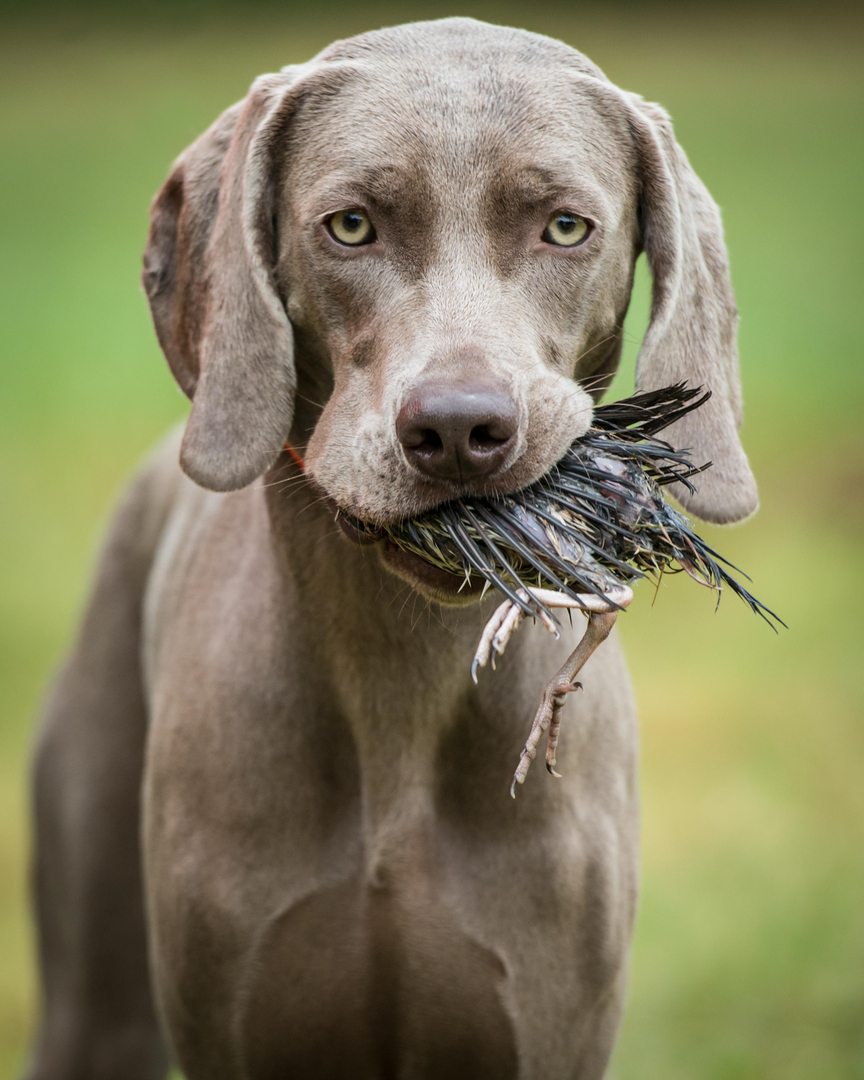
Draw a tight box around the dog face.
[144,20,758,558]
[278,60,640,525]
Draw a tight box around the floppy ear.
[626,97,758,524]
[142,72,300,492]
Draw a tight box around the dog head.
[143,19,758,585]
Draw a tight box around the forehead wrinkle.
[292,161,434,238]
[304,164,431,215]
[292,63,554,173]
[290,62,629,202]
[491,165,612,220]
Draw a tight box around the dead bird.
[345,383,782,795]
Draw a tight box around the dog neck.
[263,454,490,684]
[261,457,535,829]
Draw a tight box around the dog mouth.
[333,504,485,601]
[380,541,487,599]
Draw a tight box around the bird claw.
[510,676,582,794]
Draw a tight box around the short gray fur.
[24,18,756,1079]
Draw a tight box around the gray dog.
[25,18,757,1080]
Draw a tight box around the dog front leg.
[23,463,173,1080]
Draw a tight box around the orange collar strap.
[284,443,305,470]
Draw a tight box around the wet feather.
[344,384,784,631]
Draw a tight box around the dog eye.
[327,209,376,246]
[543,213,590,247]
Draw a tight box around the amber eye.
[326,209,375,246]
[542,212,590,247]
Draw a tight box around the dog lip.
[329,505,479,597]
[325,493,479,597]
[335,511,384,545]
[331,472,532,532]
[313,493,383,544]
[380,539,486,599]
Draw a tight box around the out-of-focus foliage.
[1,3,861,1077]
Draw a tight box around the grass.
[1,3,862,1076]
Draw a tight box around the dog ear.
[626,97,758,524]
[142,73,301,492]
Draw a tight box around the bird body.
[349,383,778,629]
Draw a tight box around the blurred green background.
[1,1,862,1076]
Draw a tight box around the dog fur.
[24,18,756,1080]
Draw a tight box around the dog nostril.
[417,429,443,454]
[399,425,443,453]
[469,424,510,451]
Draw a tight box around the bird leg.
[509,610,619,797]
[472,585,632,681]
[470,584,632,795]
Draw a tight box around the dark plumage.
[349,383,782,632]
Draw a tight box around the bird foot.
[510,678,583,797]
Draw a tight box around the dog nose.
[396,381,519,482]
